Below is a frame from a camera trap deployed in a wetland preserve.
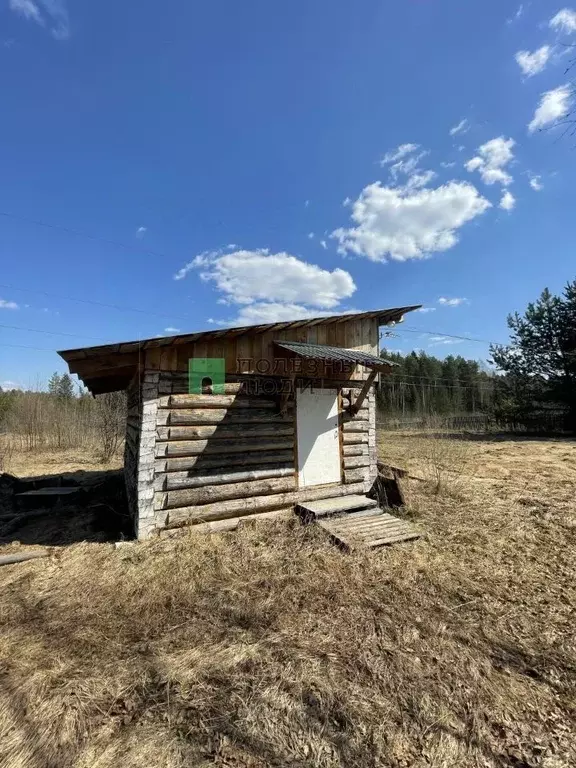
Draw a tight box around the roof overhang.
[58,305,420,394]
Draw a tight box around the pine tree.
[57,374,75,400]
[48,372,61,396]
[490,281,576,431]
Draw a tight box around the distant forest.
[377,350,495,421]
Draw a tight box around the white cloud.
[515,46,552,77]
[450,119,469,136]
[389,150,430,182]
[529,175,543,191]
[381,146,438,193]
[550,8,576,33]
[440,161,456,169]
[380,143,419,166]
[9,0,42,22]
[9,0,69,39]
[136,226,147,238]
[307,232,314,239]
[174,258,198,280]
[0,299,19,309]
[232,303,321,325]
[332,180,490,262]
[416,307,436,313]
[320,239,327,249]
[1,380,22,390]
[403,170,437,190]
[507,4,524,23]
[499,190,516,211]
[528,85,572,132]
[175,249,356,314]
[304,199,310,207]
[164,327,180,333]
[465,137,515,186]
[438,297,467,306]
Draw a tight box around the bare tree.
[94,392,126,463]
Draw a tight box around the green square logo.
[188,358,225,394]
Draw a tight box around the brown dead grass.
[1,434,575,767]
[3,446,122,478]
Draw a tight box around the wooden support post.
[279,375,295,417]
[350,369,378,415]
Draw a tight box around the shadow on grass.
[0,468,131,546]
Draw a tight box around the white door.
[296,388,341,487]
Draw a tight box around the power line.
[0,210,173,262]
[0,343,59,352]
[0,322,109,342]
[0,282,194,324]
[392,326,503,346]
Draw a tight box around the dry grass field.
[1,432,575,767]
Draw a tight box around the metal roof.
[273,340,397,369]
[57,305,421,363]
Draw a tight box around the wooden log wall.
[135,369,378,538]
[143,315,379,382]
[123,373,141,532]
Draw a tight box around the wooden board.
[318,510,419,549]
[297,494,377,519]
[15,487,79,497]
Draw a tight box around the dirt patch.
[0,435,575,767]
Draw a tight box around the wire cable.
[0,282,193,323]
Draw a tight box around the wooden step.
[319,510,419,549]
[297,494,378,520]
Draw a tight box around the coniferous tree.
[490,281,576,431]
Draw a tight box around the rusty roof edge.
[57,305,421,362]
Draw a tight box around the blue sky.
[1,0,576,389]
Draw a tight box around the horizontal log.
[0,550,50,566]
[342,420,369,433]
[343,432,368,445]
[155,465,294,491]
[343,455,371,470]
[344,468,368,484]
[159,508,292,536]
[156,424,294,442]
[340,409,369,423]
[343,444,369,457]
[165,482,366,527]
[165,408,293,426]
[156,449,294,474]
[158,379,243,395]
[156,438,294,458]
[164,476,296,509]
[165,394,277,410]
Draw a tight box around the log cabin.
[58,306,420,539]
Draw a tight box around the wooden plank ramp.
[297,495,419,549]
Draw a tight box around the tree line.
[376,351,496,424]
[2,279,575,444]
[490,280,576,433]
[378,279,576,433]
[0,374,126,464]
